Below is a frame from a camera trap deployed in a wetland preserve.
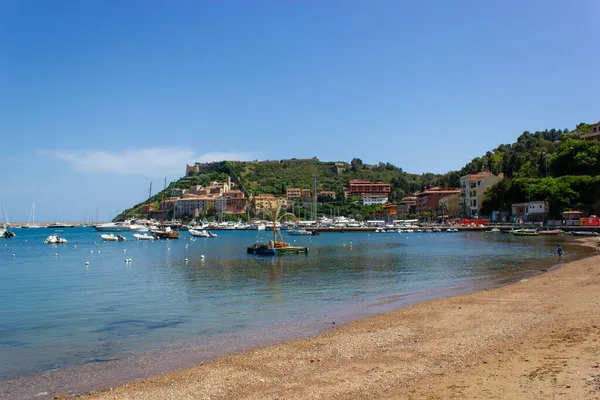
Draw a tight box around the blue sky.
[1,0,598,222]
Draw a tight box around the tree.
[350,158,364,172]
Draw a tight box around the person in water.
[555,244,564,260]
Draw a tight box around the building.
[397,196,417,216]
[223,190,247,214]
[459,172,503,218]
[580,121,600,142]
[173,196,217,218]
[286,188,302,201]
[301,189,312,201]
[253,194,279,212]
[511,201,549,222]
[318,190,337,199]
[416,188,461,217]
[361,194,388,205]
[344,179,391,198]
[170,188,187,197]
[382,203,397,220]
[438,193,460,218]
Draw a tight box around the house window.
[478,181,481,186]
[473,191,476,197]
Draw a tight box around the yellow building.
[253,194,280,212]
[459,172,503,217]
[439,193,460,218]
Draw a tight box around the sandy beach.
[74,237,600,399]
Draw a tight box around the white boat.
[23,201,43,228]
[189,229,217,238]
[101,233,126,241]
[250,223,266,231]
[287,229,314,236]
[95,221,149,232]
[133,233,155,240]
[44,232,67,244]
[446,227,459,233]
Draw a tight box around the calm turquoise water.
[0,227,585,384]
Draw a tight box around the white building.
[361,195,388,205]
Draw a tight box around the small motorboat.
[133,233,155,240]
[537,229,563,236]
[487,228,501,233]
[287,229,317,236]
[1,229,15,238]
[570,231,599,237]
[101,233,126,242]
[153,226,180,239]
[511,229,539,237]
[446,227,459,233]
[189,229,214,238]
[44,233,68,244]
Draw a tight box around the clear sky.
[1,0,598,222]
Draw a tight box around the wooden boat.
[247,205,308,256]
[153,227,180,239]
[511,229,539,237]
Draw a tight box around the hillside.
[118,121,600,221]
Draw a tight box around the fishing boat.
[100,233,126,241]
[133,233,155,240]
[247,205,308,256]
[511,229,539,237]
[153,226,180,239]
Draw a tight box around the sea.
[0,227,591,399]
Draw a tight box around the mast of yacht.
[312,170,318,225]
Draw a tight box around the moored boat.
[570,231,599,237]
[101,233,126,241]
[537,229,563,236]
[133,233,155,240]
[153,226,180,239]
[44,231,68,244]
[511,229,539,237]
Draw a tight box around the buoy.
[342,244,346,247]
[85,261,89,265]
[168,248,171,251]
[12,253,16,257]
[55,253,58,256]
[122,249,126,252]
[185,258,189,262]
[200,255,205,260]
[90,250,94,253]
[97,250,101,254]
[74,245,77,248]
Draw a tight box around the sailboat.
[47,213,75,228]
[1,205,15,238]
[23,201,43,228]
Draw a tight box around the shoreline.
[2,237,597,399]
[86,238,599,399]
[82,237,599,399]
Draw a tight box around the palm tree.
[265,203,296,247]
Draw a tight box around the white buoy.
[12,253,16,257]
[200,255,205,260]
[122,249,126,252]
[74,244,77,248]
[168,248,171,251]
[85,261,89,265]
[185,258,189,262]
[97,250,101,254]
[55,253,58,256]
[90,250,94,253]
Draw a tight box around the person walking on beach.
[555,244,564,261]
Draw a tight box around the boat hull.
[247,244,308,256]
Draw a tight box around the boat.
[446,227,459,232]
[487,228,501,233]
[189,229,213,238]
[44,231,67,244]
[537,229,563,236]
[247,205,308,256]
[94,221,149,232]
[570,231,599,237]
[511,229,539,237]
[100,233,126,241]
[153,226,180,239]
[133,233,155,240]
[23,201,43,228]
[287,229,318,236]
[2,229,15,238]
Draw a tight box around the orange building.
[345,179,391,198]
